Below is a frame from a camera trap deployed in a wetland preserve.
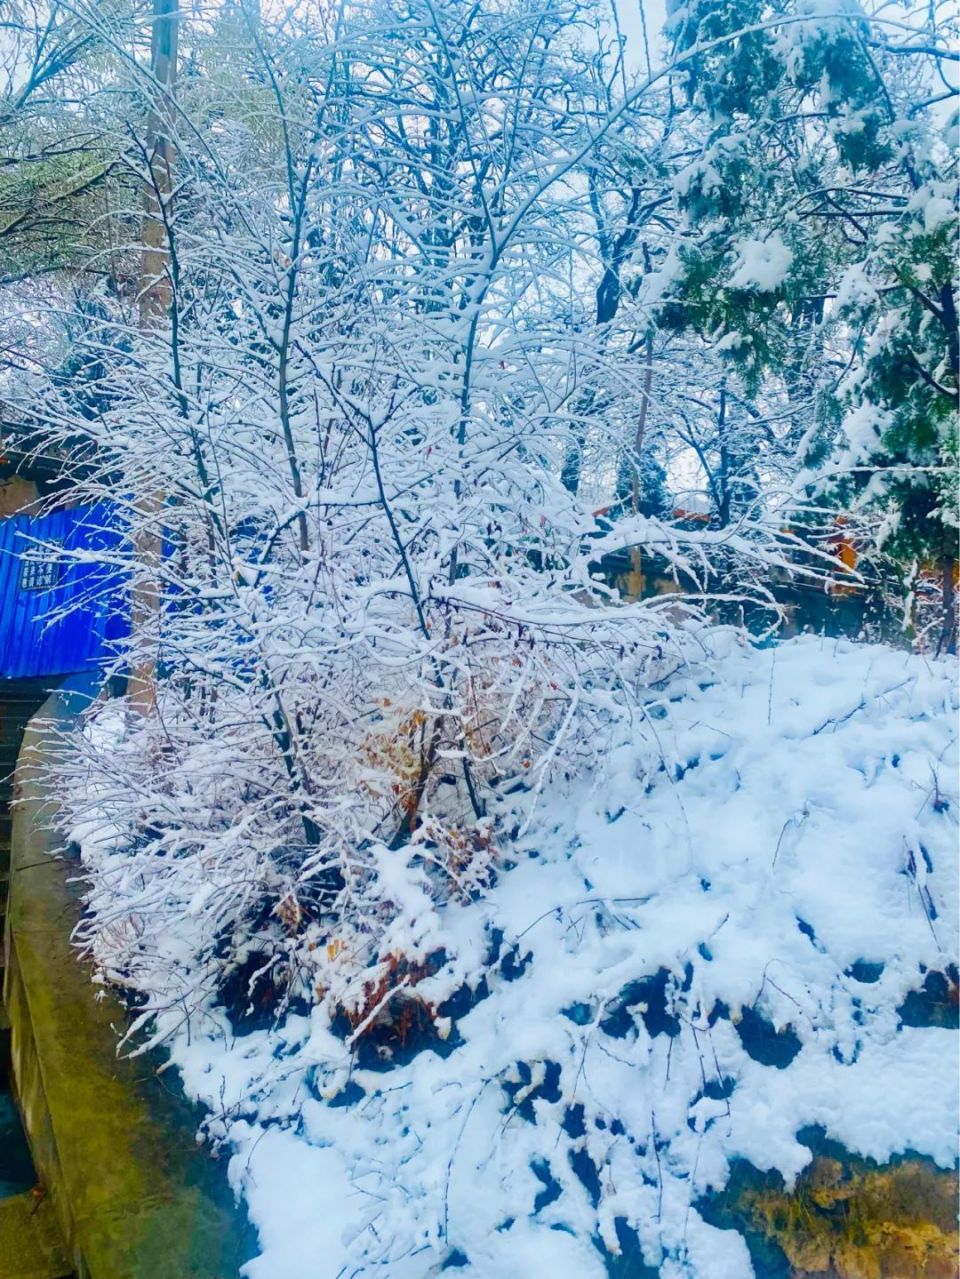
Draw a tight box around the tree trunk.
[716,382,730,527]
[631,332,654,513]
[939,556,957,657]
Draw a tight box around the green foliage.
[662,0,897,380]
[657,0,957,633]
[0,141,120,279]
[837,190,959,563]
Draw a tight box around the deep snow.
[76,633,959,1278]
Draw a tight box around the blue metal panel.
[0,501,128,679]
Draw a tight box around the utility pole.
[128,0,178,715]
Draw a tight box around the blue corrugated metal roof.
[0,501,128,679]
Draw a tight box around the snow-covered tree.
[633,0,959,634]
[33,0,700,1047]
[833,169,958,650]
[8,0,952,1061]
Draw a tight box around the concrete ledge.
[0,1192,69,1279]
[3,685,255,1279]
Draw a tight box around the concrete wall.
[3,684,255,1279]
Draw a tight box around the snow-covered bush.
[32,0,941,1057]
[48,0,715,1050]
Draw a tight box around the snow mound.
[84,634,960,1278]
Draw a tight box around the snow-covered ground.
[77,633,959,1278]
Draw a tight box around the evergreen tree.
[656,0,958,638]
[834,172,958,650]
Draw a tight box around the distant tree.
[647,0,958,631]
[0,1,132,282]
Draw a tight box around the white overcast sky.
[612,0,669,76]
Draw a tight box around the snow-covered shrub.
[32,0,854,1057]
[46,0,718,1052]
